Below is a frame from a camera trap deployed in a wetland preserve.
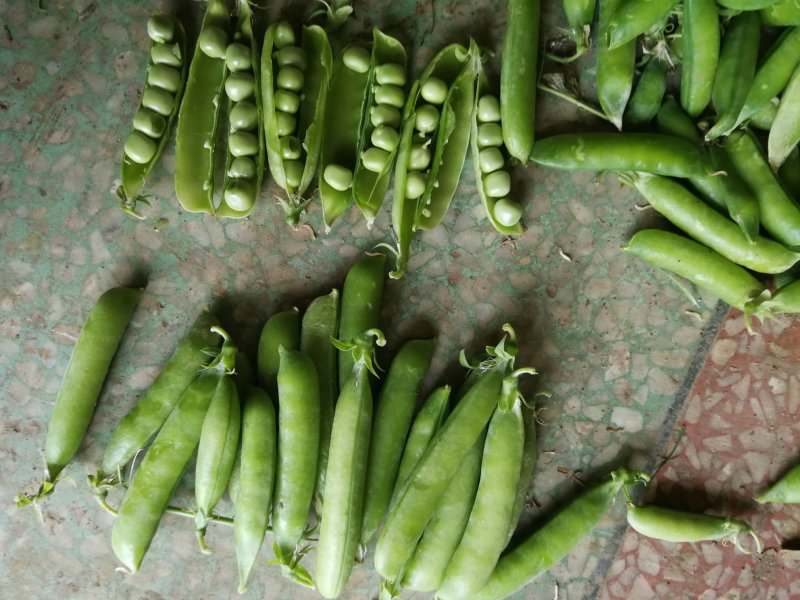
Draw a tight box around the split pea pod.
[596,0,636,130]
[768,63,800,170]
[680,0,720,118]
[16,286,143,508]
[257,307,301,398]
[605,0,679,49]
[761,0,800,24]
[118,14,187,212]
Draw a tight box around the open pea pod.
[118,14,187,216]
[262,22,332,226]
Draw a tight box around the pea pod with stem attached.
[768,63,800,170]
[596,0,636,130]
[605,0,679,50]
[118,14,187,217]
[680,0,720,118]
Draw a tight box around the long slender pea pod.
[761,0,800,24]
[755,458,800,502]
[680,0,719,118]
[624,57,667,126]
[257,307,301,398]
[118,14,187,216]
[16,287,142,508]
[596,0,636,130]
[271,347,320,587]
[301,290,340,515]
[725,129,800,247]
[472,468,644,600]
[530,133,711,178]
[505,380,538,543]
[736,27,800,128]
[338,254,386,389]
[605,0,679,49]
[563,0,596,54]
[316,330,385,599]
[780,147,800,199]
[501,0,540,162]
[233,384,276,593]
[174,0,230,213]
[768,64,800,170]
[706,12,761,141]
[110,328,235,573]
[360,338,436,546]
[626,173,800,274]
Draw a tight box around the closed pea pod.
[718,0,780,8]
[680,0,720,118]
[563,0,596,54]
[596,0,636,130]
[605,0,679,49]
[761,0,800,24]
[768,63,800,170]
[760,278,800,315]
[780,146,800,199]
[624,57,668,126]
[257,307,301,399]
[755,457,800,502]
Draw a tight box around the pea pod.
[118,14,187,215]
[257,307,301,398]
[749,100,778,130]
[624,57,668,126]
[656,96,703,146]
[563,0,596,53]
[768,63,800,170]
[596,0,636,130]
[755,457,800,502]
[760,278,800,314]
[680,0,720,118]
[761,0,800,24]
[605,0,679,50]
[780,146,800,199]
[718,0,779,8]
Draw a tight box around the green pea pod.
[706,12,761,141]
[597,0,636,130]
[749,100,778,130]
[606,0,679,49]
[768,64,800,170]
[624,57,668,126]
[174,0,231,213]
[656,96,703,145]
[761,0,800,24]
[563,0,596,52]
[505,377,538,544]
[257,307,301,399]
[718,0,779,8]
[761,277,800,313]
[118,14,187,214]
[680,0,720,118]
[472,468,644,600]
[780,146,800,199]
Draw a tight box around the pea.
[420,77,448,104]
[371,125,400,152]
[323,164,353,191]
[484,170,511,197]
[273,21,296,49]
[147,14,175,44]
[224,178,257,212]
[415,104,440,135]
[479,147,505,173]
[278,136,302,161]
[362,147,391,173]
[477,122,504,148]
[229,101,259,131]
[198,26,228,59]
[228,156,257,179]
[375,84,405,108]
[284,159,304,188]
[375,62,406,86]
[124,130,158,164]
[274,89,300,114]
[150,42,182,67]
[225,42,252,72]
[147,64,181,94]
[493,198,523,227]
[132,107,166,139]
[408,144,432,171]
[142,86,174,116]
[405,171,427,199]
[477,95,501,123]
[343,45,371,73]
[277,66,304,92]
[226,72,255,102]
[228,131,259,157]
[275,45,307,70]
[276,111,296,136]
[370,105,401,128]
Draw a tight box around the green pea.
[228,156,257,179]
[124,130,158,164]
[371,125,400,152]
[375,84,405,108]
[226,42,252,72]
[284,160,304,188]
[226,72,255,102]
[277,66,304,92]
[141,86,174,116]
[343,45,371,73]
[150,42,182,67]
[483,170,511,197]
[229,101,259,131]
[280,136,302,160]
[323,164,353,191]
[371,105,401,128]
[198,26,228,59]
[477,122,504,148]
[229,131,259,157]
[479,147,505,173]
[406,171,427,199]
[492,198,522,226]
[273,21,296,49]
[362,147,391,173]
[132,107,166,138]
[420,77,448,105]
[415,104,440,135]
[147,14,175,44]
[408,144,431,171]
[224,178,257,212]
[275,45,307,70]
[276,111,297,136]
[274,89,300,114]
[477,95,501,123]
[147,64,181,94]
[375,63,406,86]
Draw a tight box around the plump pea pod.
[624,57,667,126]
[563,0,596,52]
[16,287,142,508]
[472,468,644,600]
[111,328,236,572]
[718,0,779,8]
[501,0,540,162]
[656,96,703,145]
[605,0,678,49]
[400,431,484,592]
[596,0,636,130]
[352,28,408,226]
[271,346,320,584]
[301,290,340,515]
[316,330,385,599]
[360,338,435,546]
[437,400,525,600]
[762,0,800,24]
[338,254,386,389]
[627,503,761,553]
[725,129,800,247]
[233,384,276,593]
[756,458,800,502]
[263,23,332,225]
[530,133,711,178]
[627,173,800,274]
[736,27,800,128]
[257,307,301,398]
[174,0,230,213]
[319,43,372,229]
[680,0,720,118]
[118,14,187,213]
[780,146,800,199]
[768,64,800,170]
[706,12,761,141]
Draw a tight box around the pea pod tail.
[268,541,315,588]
